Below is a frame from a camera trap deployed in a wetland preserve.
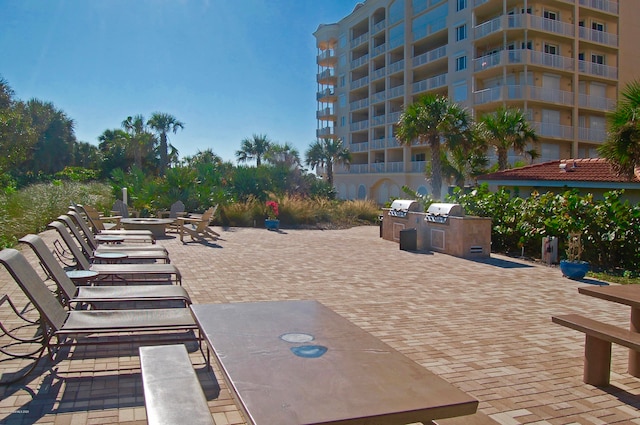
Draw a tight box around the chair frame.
[178,206,220,243]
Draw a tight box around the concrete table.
[120,218,173,238]
[191,300,478,425]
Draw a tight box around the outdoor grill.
[388,199,422,218]
[424,203,465,224]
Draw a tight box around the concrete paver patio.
[1,225,640,424]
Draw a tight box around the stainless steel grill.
[388,200,422,218]
[424,203,465,224]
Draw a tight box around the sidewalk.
[1,225,640,424]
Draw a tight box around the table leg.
[629,307,640,377]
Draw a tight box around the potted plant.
[560,231,590,280]
[265,200,280,230]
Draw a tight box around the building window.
[456,0,467,11]
[592,21,605,32]
[544,43,558,55]
[455,24,467,41]
[453,81,467,102]
[412,153,426,161]
[341,116,346,127]
[543,10,558,20]
[339,93,346,108]
[591,54,605,65]
[455,55,467,71]
[339,75,346,87]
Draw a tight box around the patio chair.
[19,234,191,307]
[76,204,122,231]
[0,248,198,367]
[48,221,183,285]
[112,199,138,218]
[178,206,220,244]
[64,213,169,263]
[158,201,187,233]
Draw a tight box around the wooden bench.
[140,344,215,425]
[552,313,640,386]
[431,411,499,424]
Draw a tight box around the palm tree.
[396,94,473,200]
[264,142,301,168]
[236,134,272,166]
[121,115,150,169]
[598,80,640,180]
[148,112,184,176]
[478,106,538,171]
[304,138,351,187]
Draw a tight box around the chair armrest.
[178,217,200,224]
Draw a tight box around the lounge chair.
[19,234,191,307]
[75,204,122,231]
[0,248,197,363]
[73,204,152,237]
[178,206,220,243]
[64,213,169,263]
[48,221,182,285]
[62,213,155,245]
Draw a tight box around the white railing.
[316,69,335,81]
[529,86,574,106]
[386,162,404,173]
[350,142,369,153]
[578,93,616,111]
[528,15,574,37]
[316,108,335,119]
[412,74,447,94]
[578,60,618,79]
[373,44,386,57]
[348,164,369,174]
[350,54,369,69]
[372,115,386,126]
[388,85,404,99]
[373,91,386,103]
[474,51,502,72]
[388,111,401,124]
[411,161,426,173]
[529,51,575,70]
[316,89,335,100]
[316,127,336,138]
[371,138,386,149]
[372,20,386,34]
[578,27,618,47]
[316,50,335,63]
[350,32,369,48]
[387,137,400,147]
[372,67,386,80]
[350,98,369,111]
[578,127,607,142]
[532,122,574,139]
[579,0,618,14]
[388,59,405,74]
[350,120,369,131]
[371,163,385,173]
[351,76,369,89]
[412,46,447,67]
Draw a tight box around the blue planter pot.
[560,260,589,280]
[265,219,280,231]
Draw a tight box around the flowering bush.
[266,200,279,219]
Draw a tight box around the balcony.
[349,142,369,153]
[371,163,385,173]
[412,74,447,94]
[373,91,386,103]
[532,122,574,139]
[387,111,401,124]
[386,162,404,173]
[372,19,386,35]
[372,115,386,126]
[350,119,369,132]
[373,43,386,57]
[388,60,405,75]
[317,88,336,102]
[350,98,369,111]
[578,60,618,79]
[473,85,574,106]
[474,50,575,73]
[371,138,386,149]
[388,85,404,99]
[351,75,369,90]
[411,161,427,173]
[579,0,618,14]
[317,50,337,66]
[412,46,447,68]
[372,67,386,81]
[316,127,336,138]
[316,108,336,121]
[350,54,369,69]
[317,69,337,85]
[578,27,618,47]
[578,126,606,142]
[578,93,616,111]
[349,164,369,174]
[350,32,369,49]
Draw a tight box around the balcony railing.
[372,115,386,126]
[579,0,618,14]
[371,163,385,173]
[578,60,618,79]
[316,89,335,101]
[529,86,574,105]
[350,54,369,69]
[350,119,369,132]
[349,142,369,153]
[351,75,369,89]
[532,122,574,139]
[578,126,606,142]
[412,46,447,67]
[412,74,447,93]
[578,93,616,111]
[475,14,575,39]
[316,127,336,138]
[350,32,369,48]
[388,85,404,99]
[387,162,404,173]
[316,69,336,82]
[387,111,401,124]
[373,43,386,57]
[316,108,335,120]
[372,67,386,81]
[316,50,336,63]
[373,91,386,103]
[371,138,386,149]
[475,50,575,72]
[473,85,574,106]
[388,59,405,74]
[578,26,618,47]
[411,161,427,173]
[372,19,386,35]
[350,98,369,111]
[348,164,369,174]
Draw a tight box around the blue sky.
[1,0,357,163]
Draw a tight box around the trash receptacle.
[399,228,417,251]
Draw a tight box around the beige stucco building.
[314,0,639,202]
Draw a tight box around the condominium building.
[314,0,639,202]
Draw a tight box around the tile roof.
[477,158,640,183]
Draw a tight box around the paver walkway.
[1,225,640,424]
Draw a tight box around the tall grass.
[0,181,113,248]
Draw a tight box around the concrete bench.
[140,344,214,425]
[431,411,498,424]
[552,313,640,386]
